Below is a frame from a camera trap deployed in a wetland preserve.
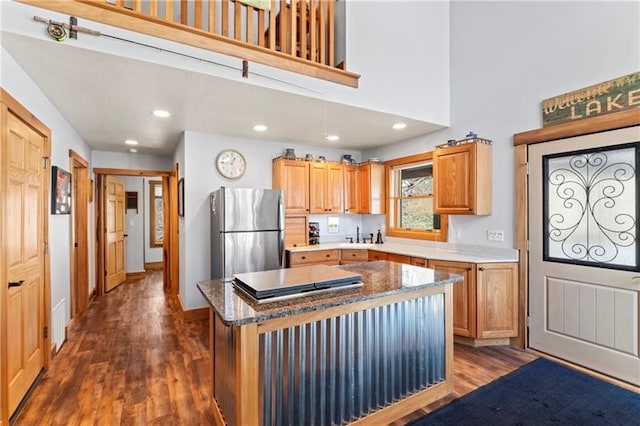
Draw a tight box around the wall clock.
[216,149,246,179]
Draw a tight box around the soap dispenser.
[375,229,383,244]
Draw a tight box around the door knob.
[8,280,24,288]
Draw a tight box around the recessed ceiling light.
[392,122,407,130]
[125,139,138,145]
[129,148,138,153]
[152,110,171,118]
[325,134,340,142]
[253,124,268,132]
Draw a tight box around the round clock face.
[216,149,246,179]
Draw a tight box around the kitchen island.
[197,261,462,425]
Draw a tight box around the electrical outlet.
[487,230,504,242]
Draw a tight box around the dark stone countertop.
[197,261,462,326]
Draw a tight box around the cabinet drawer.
[410,257,428,267]
[341,249,368,263]
[368,250,388,261]
[289,250,340,266]
[387,253,411,264]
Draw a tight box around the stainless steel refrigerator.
[210,187,285,279]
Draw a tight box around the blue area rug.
[410,358,640,426]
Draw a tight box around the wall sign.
[541,71,640,127]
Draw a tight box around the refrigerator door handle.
[278,192,285,267]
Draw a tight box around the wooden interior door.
[4,108,46,416]
[70,151,89,317]
[104,176,126,292]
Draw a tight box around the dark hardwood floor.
[13,272,537,425]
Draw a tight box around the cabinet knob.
[301,256,306,260]
[326,254,330,258]
[478,267,485,271]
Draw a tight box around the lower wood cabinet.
[428,259,518,346]
[410,257,427,267]
[386,253,411,264]
[287,249,340,267]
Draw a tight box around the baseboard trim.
[50,342,56,359]
[177,294,209,322]
[454,335,511,347]
[126,271,145,281]
[144,261,163,271]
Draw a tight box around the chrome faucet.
[356,226,360,243]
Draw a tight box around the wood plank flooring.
[13,272,537,425]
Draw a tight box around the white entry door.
[529,126,640,385]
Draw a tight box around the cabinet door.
[273,160,309,216]
[433,145,473,213]
[326,163,344,213]
[344,165,359,213]
[358,165,371,213]
[368,163,386,214]
[340,249,368,264]
[288,250,340,267]
[309,162,327,213]
[429,259,476,337]
[476,263,518,339]
[410,257,427,267]
[284,216,307,248]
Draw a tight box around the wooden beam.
[514,108,640,146]
[92,168,170,177]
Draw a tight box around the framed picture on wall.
[178,178,184,217]
[51,166,72,214]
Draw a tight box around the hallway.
[13,272,536,425]
[13,272,214,425]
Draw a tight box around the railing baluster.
[234,0,241,40]
[299,0,307,60]
[208,0,216,33]
[180,0,188,25]
[279,0,287,53]
[247,5,254,45]
[319,0,326,64]
[222,0,229,37]
[289,0,297,57]
[309,0,317,62]
[165,0,173,22]
[268,0,276,50]
[195,0,202,29]
[133,0,141,13]
[258,8,265,47]
[115,0,124,8]
[328,0,334,66]
[149,0,157,18]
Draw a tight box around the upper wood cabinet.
[344,163,385,214]
[433,142,492,215]
[272,159,309,216]
[309,162,344,214]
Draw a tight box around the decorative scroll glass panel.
[543,143,638,270]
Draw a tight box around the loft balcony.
[18,0,360,87]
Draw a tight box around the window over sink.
[386,152,448,241]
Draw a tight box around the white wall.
[179,132,362,309]
[365,0,640,249]
[2,0,450,127]
[91,151,173,171]
[123,177,145,273]
[144,178,164,264]
[2,46,93,326]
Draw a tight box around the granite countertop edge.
[197,274,462,327]
[286,242,519,263]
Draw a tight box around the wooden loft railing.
[19,0,359,87]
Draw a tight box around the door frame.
[93,168,176,296]
[69,150,90,318]
[0,89,52,425]
[512,108,640,348]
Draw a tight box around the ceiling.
[2,31,442,157]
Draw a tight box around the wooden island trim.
[207,277,454,425]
